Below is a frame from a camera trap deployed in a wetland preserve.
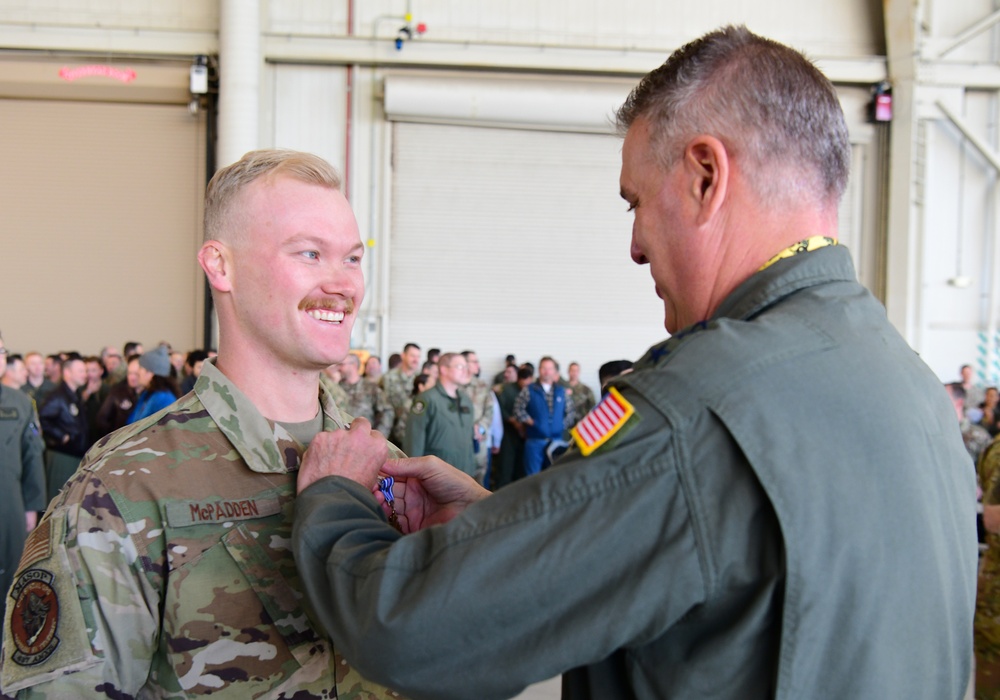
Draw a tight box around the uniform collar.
[636,245,858,371]
[194,359,348,474]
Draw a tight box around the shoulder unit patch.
[9,569,61,666]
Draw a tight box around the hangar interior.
[0,0,998,389]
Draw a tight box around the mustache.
[299,298,356,315]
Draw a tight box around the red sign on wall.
[58,65,137,83]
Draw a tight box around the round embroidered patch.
[9,569,60,666]
[411,400,426,415]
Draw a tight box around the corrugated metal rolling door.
[0,59,205,357]
[382,75,884,385]
[387,119,667,387]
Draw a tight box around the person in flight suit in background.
[0,331,46,628]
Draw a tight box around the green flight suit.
[0,386,46,625]
[404,383,476,476]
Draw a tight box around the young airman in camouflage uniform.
[1,149,406,699]
[1,364,401,698]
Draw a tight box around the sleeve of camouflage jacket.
[1,474,160,697]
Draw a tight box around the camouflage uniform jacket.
[567,382,597,419]
[339,378,394,436]
[977,438,1000,697]
[379,367,415,446]
[1,360,403,699]
[462,377,495,449]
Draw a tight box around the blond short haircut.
[204,149,343,243]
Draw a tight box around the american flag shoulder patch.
[571,386,637,457]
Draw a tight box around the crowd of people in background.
[945,362,1000,695]
[1,340,218,502]
[318,342,636,491]
[1,335,640,510]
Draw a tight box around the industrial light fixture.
[188,55,209,115]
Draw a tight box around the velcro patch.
[0,407,19,420]
[571,387,639,457]
[165,496,282,527]
[9,569,61,666]
[2,511,100,692]
[410,400,426,415]
[17,517,53,573]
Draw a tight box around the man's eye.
[301,250,319,260]
[347,255,362,264]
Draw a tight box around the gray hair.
[616,25,850,206]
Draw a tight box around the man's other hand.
[378,456,491,533]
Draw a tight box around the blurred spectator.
[566,361,597,417]
[364,355,382,380]
[95,355,140,438]
[180,349,209,394]
[380,343,422,446]
[170,351,185,377]
[514,357,575,476]
[0,332,45,628]
[598,359,634,392]
[81,355,108,448]
[493,365,532,489]
[22,351,55,404]
[127,346,180,424]
[959,364,986,414]
[1,353,27,390]
[39,354,88,501]
[462,350,494,485]
[338,353,393,435]
[405,353,476,476]
[44,354,63,385]
[493,354,517,385]
[101,346,126,385]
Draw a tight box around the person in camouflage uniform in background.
[977,436,1000,698]
[461,350,494,485]
[339,353,393,436]
[1,149,405,699]
[565,362,597,418]
[380,343,421,446]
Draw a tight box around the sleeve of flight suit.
[292,387,709,700]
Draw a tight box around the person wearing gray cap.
[126,345,179,425]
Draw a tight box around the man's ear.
[198,241,233,293]
[684,135,729,226]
